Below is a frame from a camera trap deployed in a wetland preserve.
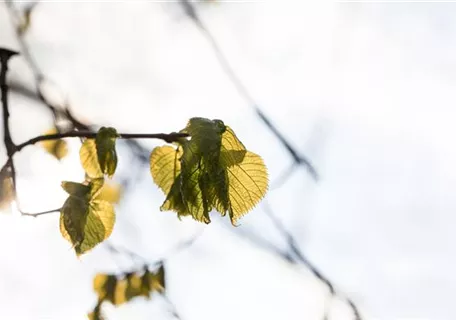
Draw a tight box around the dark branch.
[15,131,189,153]
[0,48,19,206]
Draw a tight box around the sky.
[1,1,456,320]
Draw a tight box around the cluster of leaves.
[8,118,268,256]
[57,127,120,256]
[150,118,268,225]
[88,266,165,320]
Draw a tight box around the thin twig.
[22,208,61,217]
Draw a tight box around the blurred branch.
[5,1,151,164]
[178,0,318,180]
[262,201,362,320]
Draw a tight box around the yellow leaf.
[93,274,117,304]
[150,145,182,195]
[80,139,103,178]
[40,128,68,160]
[96,181,122,204]
[60,196,115,256]
[221,151,268,225]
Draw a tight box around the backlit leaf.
[80,139,102,178]
[40,128,68,160]
[59,181,115,256]
[95,127,119,178]
[150,145,182,195]
[220,151,268,225]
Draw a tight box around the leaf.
[59,181,115,256]
[220,151,268,225]
[40,128,68,160]
[96,127,119,178]
[80,127,118,178]
[150,145,182,195]
[80,139,102,178]
[61,181,90,199]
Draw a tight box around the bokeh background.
[0,1,455,319]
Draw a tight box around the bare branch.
[15,131,189,153]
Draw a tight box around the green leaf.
[61,181,90,199]
[95,127,119,178]
[149,117,268,225]
[59,181,115,256]
[80,127,119,178]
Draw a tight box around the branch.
[15,131,189,153]
[261,201,363,320]
[0,48,19,205]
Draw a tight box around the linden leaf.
[150,145,182,195]
[96,127,118,178]
[40,128,68,160]
[60,181,115,256]
[80,139,103,178]
[220,151,268,225]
